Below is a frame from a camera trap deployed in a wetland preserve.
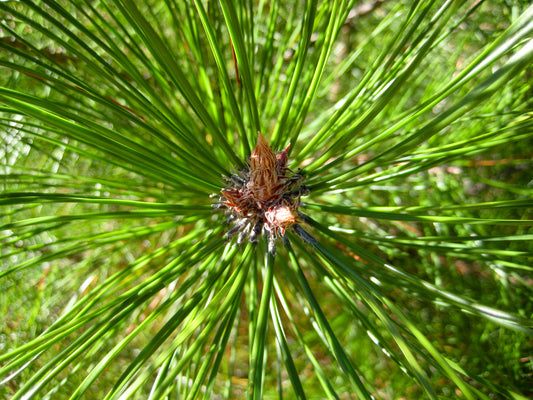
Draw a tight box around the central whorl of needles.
[215,133,309,250]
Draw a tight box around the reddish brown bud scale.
[265,204,299,236]
[276,143,291,176]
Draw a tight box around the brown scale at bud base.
[215,132,309,248]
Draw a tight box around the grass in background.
[1,0,532,399]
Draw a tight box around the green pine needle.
[1,1,532,399]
